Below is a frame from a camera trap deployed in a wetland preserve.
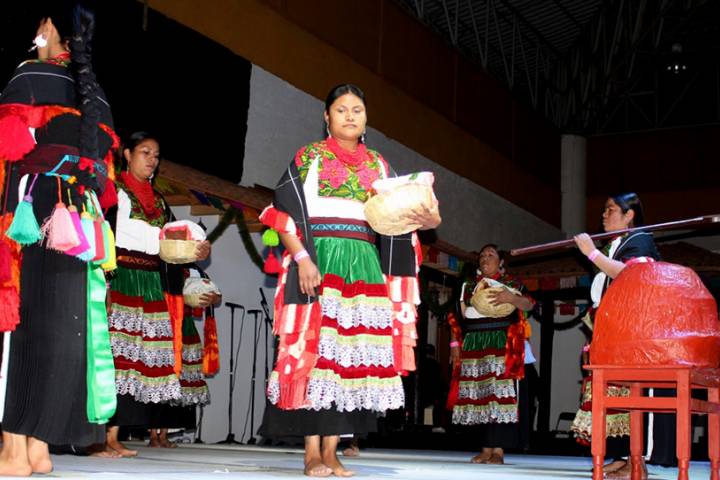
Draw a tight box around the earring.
[148,173,154,180]
[325,123,331,138]
[360,131,366,144]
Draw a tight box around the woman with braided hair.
[0,5,119,475]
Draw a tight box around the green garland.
[206,207,265,272]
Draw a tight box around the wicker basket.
[470,286,517,318]
[159,239,199,264]
[183,277,220,307]
[364,183,434,236]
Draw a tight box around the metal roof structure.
[395,0,720,134]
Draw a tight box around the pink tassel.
[64,205,90,256]
[42,202,80,252]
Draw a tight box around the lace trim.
[180,365,205,383]
[452,403,518,425]
[458,378,516,400]
[182,344,203,363]
[321,296,393,330]
[111,337,175,367]
[571,409,630,440]
[460,356,506,378]
[267,375,404,412]
[109,310,174,339]
[317,335,394,368]
[115,372,181,403]
[175,387,210,407]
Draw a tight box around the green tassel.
[262,228,280,247]
[6,195,41,246]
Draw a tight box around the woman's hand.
[197,292,222,308]
[573,233,596,257]
[406,199,441,230]
[298,257,322,297]
[195,240,211,261]
[486,287,517,306]
[450,345,461,367]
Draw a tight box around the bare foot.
[148,437,161,448]
[27,438,52,474]
[0,458,32,477]
[470,451,492,464]
[342,446,359,457]
[107,437,138,457]
[90,448,122,458]
[605,459,647,480]
[159,438,178,449]
[486,452,504,465]
[321,451,354,477]
[304,458,332,477]
[602,460,627,473]
[0,432,32,476]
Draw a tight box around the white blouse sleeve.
[115,189,161,255]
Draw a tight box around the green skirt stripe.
[111,265,164,302]
[463,330,507,352]
[315,237,384,284]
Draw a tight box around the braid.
[70,4,101,161]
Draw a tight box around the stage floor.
[45,443,707,479]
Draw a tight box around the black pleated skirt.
[2,242,104,446]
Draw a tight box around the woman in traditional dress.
[258,84,440,477]
[570,192,660,479]
[0,6,119,475]
[103,132,214,455]
[449,244,534,465]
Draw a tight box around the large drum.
[590,262,720,366]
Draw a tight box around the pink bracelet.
[449,341,460,348]
[293,249,309,262]
[587,249,601,262]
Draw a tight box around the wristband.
[587,249,601,262]
[449,341,460,348]
[293,249,309,262]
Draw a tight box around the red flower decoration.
[356,165,379,190]
[319,157,349,189]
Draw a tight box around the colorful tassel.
[202,314,220,376]
[0,286,20,332]
[262,228,280,247]
[263,248,281,274]
[0,238,11,284]
[64,205,91,257]
[41,177,80,252]
[6,196,41,246]
[77,211,96,262]
[0,113,36,161]
[100,220,116,272]
[91,219,106,264]
[42,202,81,252]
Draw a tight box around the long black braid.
[69,4,103,190]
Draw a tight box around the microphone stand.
[216,302,244,445]
[245,309,262,445]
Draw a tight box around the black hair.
[324,84,366,112]
[478,243,505,262]
[69,4,101,164]
[120,131,160,171]
[610,192,645,227]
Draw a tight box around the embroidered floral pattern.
[294,141,386,203]
[115,370,181,403]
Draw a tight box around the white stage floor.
[40,443,708,479]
